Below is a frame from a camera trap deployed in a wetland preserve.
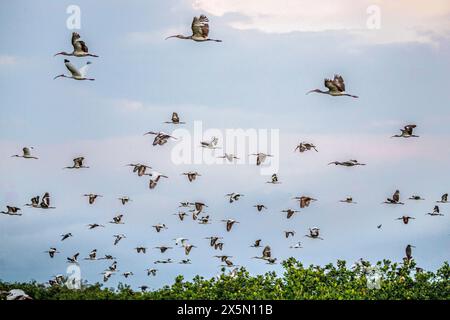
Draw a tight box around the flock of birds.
[2,14,448,297]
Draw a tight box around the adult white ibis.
[173,237,189,246]
[328,159,365,167]
[54,32,99,57]
[83,193,102,205]
[166,15,222,42]
[290,242,303,249]
[383,190,404,205]
[221,219,239,232]
[45,247,59,258]
[305,227,323,240]
[11,147,38,159]
[293,196,317,208]
[340,197,357,204]
[391,125,419,138]
[427,205,444,216]
[307,75,358,98]
[113,234,126,245]
[437,193,448,203]
[164,112,185,124]
[64,157,89,169]
[226,193,243,203]
[182,171,201,182]
[396,216,415,224]
[1,206,22,216]
[266,173,281,184]
[409,195,425,200]
[54,59,94,81]
[281,208,300,219]
[250,153,273,166]
[201,137,219,149]
[217,153,239,162]
[294,142,318,153]
[144,131,177,146]
[118,196,131,205]
[146,171,168,189]
[66,253,79,264]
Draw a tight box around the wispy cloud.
[0,55,17,66]
[191,0,450,45]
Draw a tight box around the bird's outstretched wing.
[333,75,346,92]
[65,61,82,77]
[191,15,210,38]
[73,40,89,53]
[172,112,179,122]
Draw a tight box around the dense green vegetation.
[1,259,449,300]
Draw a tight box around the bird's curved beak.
[165,35,177,40]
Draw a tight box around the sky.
[0,0,449,291]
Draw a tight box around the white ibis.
[173,237,189,246]
[135,246,147,254]
[154,246,172,253]
[164,112,185,124]
[126,163,151,176]
[293,196,317,208]
[1,206,22,216]
[25,192,55,209]
[391,125,419,138]
[340,197,357,204]
[437,193,448,203]
[182,171,201,182]
[251,239,262,248]
[281,208,300,219]
[101,271,114,282]
[221,219,239,232]
[54,59,94,81]
[146,171,168,189]
[305,227,323,240]
[166,15,222,42]
[328,159,365,166]
[290,242,303,249]
[294,142,318,153]
[396,216,415,224]
[250,152,273,166]
[409,195,425,200]
[83,193,102,205]
[45,247,59,258]
[427,205,444,216]
[113,234,126,245]
[307,74,358,98]
[226,193,243,203]
[253,204,267,212]
[66,253,79,264]
[118,196,131,205]
[383,190,404,205]
[201,137,219,149]
[61,233,73,241]
[144,131,177,146]
[64,157,89,169]
[152,224,167,232]
[217,153,239,162]
[11,147,38,159]
[54,32,99,57]
[266,173,281,184]
[1,289,32,300]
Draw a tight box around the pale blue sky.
[0,0,449,290]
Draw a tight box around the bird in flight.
[293,196,317,209]
[54,32,99,57]
[25,192,55,209]
[253,204,267,212]
[281,208,300,219]
[164,112,185,125]
[307,74,358,98]
[266,173,281,184]
[166,15,222,42]
[383,190,404,205]
[11,147,38,159]
[409,195,425,201]
[1,206,22,216]
[54,59,95,81]
[217,153,239,162]
[396,216,415,224]
[144,131,177,146]
[391,125,419,138]
[339,197,357,204]
[226,193,244,203]
[222,219,239,232]
[328,159,365,167]
[182,171,201,182]
[64,157,89,169]
[437,193,448,203]
[305,227,324,240]
[294,142,318,153]
[250,152,273,166]
[427,205,444,216]
[83,193,102,205]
